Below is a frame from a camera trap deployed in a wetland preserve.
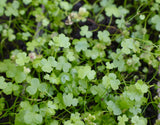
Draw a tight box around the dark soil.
[0,94,19,124]
[144,68,159,125]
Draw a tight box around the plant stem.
[157,65,160,119]
[34,5,45,39]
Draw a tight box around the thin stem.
[95,7,105,22]
[0,38,7,58]
[87,18,123,34]
[157,65,160,119]
[83,0,89,4]
[34,4,45,39]
[73,0,81,6]
[124,0,127,7]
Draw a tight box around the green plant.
[0,0,159,125]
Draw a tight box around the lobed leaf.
[53,34,70,48]
[102,73,120,90]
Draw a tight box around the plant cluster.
[0,0,160,125]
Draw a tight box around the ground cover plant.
[0,0,160,125]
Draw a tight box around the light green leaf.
[118,6,129,17]
[15,67,26,83]
[140,15,145,20]
[0,7,4,17]
[126,54,141,72]
[5,2,19,17]
[135,80,148,93]
[63,93,78,106]
[151,15,160,31]
[31,78,40,87]
[78,79,88,90]
[90,84,106,97]
[1,81,19,95]
[0,0,7,7]
[64,120,73,125]
[12,1,20,9]
[70,112,85,125]
[118,115,128,125]
[47,101,58,109]
[100,0,113,7]
[113,57,126,72]
[56,56,71,72]
[22,32,31,40]
[53,34,70,48]
[156,0,160,3]
[42,18,49,26]
[41,58,53,73]
[34,113,43,124]
[116,18,126,29]
[23,0,32,5]
[54,93,65,109]
[98,30,111,45]
[26,86,37,95]
[26,78,40,95]
[66,51,76,61]
[60,73,71,84]
[2,28,16,41]
[38,83,48,93]
[49,120,59,125]
[85,49,99,59]
[102,73,120,90]
[24,111,33,124]
[3,62,26,83]
[12,84,20,92]
[106,62,116,69]
[6,63,17,78]
[129,106,141,115]
[3,82,13,95]
[123,85,143,101]
[105,5,120,17]
[107,100,122,115]
[0,61,8,72]
[0,76,7,90]
[63,63,72,73]
[131,115,147,125]
[16,52,30,66]
[44,73,60,84]
[60,1,72,11]
[79,7,89,16]
[24,111,42,125]
[20,101,32,110]
[40,56,57,73]
[77,66,96,80]
[73,38,89,52]
[87,70,96,80]
[80,25,92,38]
[48,56,57,66]
[121,38,140,54]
